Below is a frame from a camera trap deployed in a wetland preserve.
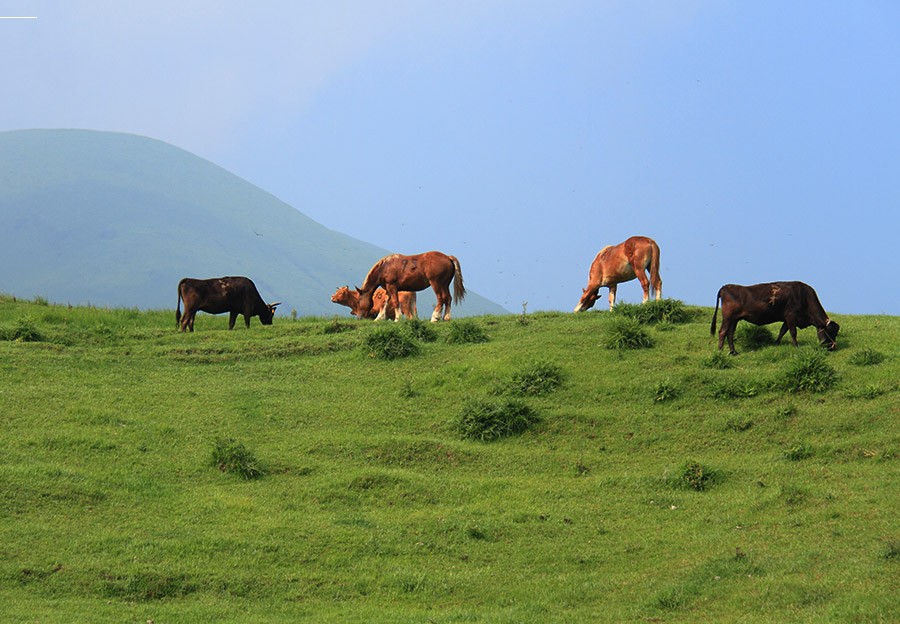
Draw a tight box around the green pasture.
[1,295,899,622]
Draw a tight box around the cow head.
[574,287,599,313]
[260,302,280,325]
[356,287,374,318]
[331,286,351,304]
[817,318,839,350]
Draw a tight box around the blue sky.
[3,1,898,314]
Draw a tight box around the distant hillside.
[0,129,508,317]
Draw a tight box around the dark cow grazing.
[711,281,839,355]
[176,276,279,333]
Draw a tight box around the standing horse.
[574,236,662,311]
[356,251,465,322]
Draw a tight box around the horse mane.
[360,257,387,292]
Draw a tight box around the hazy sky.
[3,1,898,314]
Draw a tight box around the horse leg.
[608,284,618,310]
[634,270,651,304]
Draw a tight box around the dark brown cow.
[711,281,839,355]
[331,286,417,320]
[176,276,279,333]
[574,236,662,311]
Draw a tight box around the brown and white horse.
[357,251,465,322]
[331,286,417,320]
[574,236,662,311]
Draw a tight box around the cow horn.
[269,302,281,307]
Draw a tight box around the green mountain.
[0,129,508,317]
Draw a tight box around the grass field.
[1,296,899,623]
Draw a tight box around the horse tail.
[710,287,721,336]
[176,280,184,327]
[451,255,466,303]
[649,239,662,297]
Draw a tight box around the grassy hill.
[1,297,899,622]
[0,129,508,317]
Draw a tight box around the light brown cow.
[574,236,662,311]
[331,286,417,320]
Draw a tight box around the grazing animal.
[331,286,417,320]
[574,236,662,311]
[711,281,839,355]
[356,251,465,322]
[176,276,279,333]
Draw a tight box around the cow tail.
[710,288,721,336]
[175,281,183,327]
[451,255,466,303]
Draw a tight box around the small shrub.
[456,399,540,441]
[736,324,775,350]
[210,437,264,479]
[445,319,489,344]
[849,348,885,366]
[363,325,419,360]
[724,416,753,432]
[653,378,681,402]
[711,379,761,399]
[322,318,353,334]
[672,460,718,491]
[844,384,886,400]
[702,351,733,370]
[517,301,529,326]
[779,349,838,393]
[603,317,654,350]
[402,318,438,343]
[776,404,798,418]
[500,360,564,397]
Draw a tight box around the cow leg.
[718,320,738,355]
[188,312,196,333]
[608,284,618,310]
[229,311,238,330]
[244,314,252,329]
[775,323,789,344]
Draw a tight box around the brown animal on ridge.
[331,286,417,320]
[356,251,465,322]
[711,281,839,355]
[176,276,279,333]
[574,236,662,311]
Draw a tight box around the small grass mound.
[603,317,654,350]
[210,437,264,479]
[653,378,681,402]
[445,319,489,344]
[363,324,420,360]
[0,316,44,342]
[779,349,838,393]
[456,398,540,441]
[701,351,733,369]
[498,360,564,397]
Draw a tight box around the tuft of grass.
[736,324,775,350]
[653,378,681,402]
[603,317,654,350]
[669,460,719,491]
[702,351,733,369]
[210,437,264,479]
[879,539,900,561]
[1,316,44,342]
[322,318,354,334]
[498,360,564,397]
[445,319,489,344]
[782,442,814,461]
[363,324,420,360]
[779,349,838,393]
[402,318,438,343]
[456,398,540,441]
[849,348,885,366]
[612,299,688,324]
